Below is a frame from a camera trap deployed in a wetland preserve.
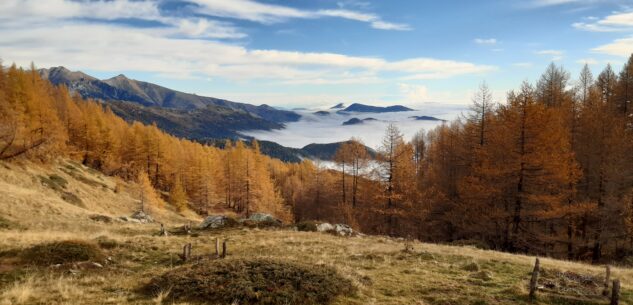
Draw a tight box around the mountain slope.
[39,66,300,123]
[1,160,631,305]
[107,101,282,140]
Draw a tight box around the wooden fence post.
[215,238,220,257]
[159,223,167,236]
[611,279,620,305]
[529,258,540,302]
[221,240,227,258]
[603,265,611,297]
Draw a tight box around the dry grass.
[0,160,632,305]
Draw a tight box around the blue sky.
[1,0,633,108]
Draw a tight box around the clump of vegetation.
[296,220,319,232]
[61,191,83,207]
[20,240,105,266]
[38,174,68,191]
[143,258,355,305]
[242,219,283,229]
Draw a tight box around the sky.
[1,0,633,108]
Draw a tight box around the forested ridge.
[1,58,633,263]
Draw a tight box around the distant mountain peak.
[341,103,414,113]
[330,103,345,109]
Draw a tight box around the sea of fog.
[242,103,468,150]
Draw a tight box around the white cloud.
[535,49,565,61]
[573,10,633,32]
[190,0,411,30]
[0,22,494,85]
[592,36,633,56]
[474,38,497,45]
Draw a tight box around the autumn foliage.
[2,58,633,262]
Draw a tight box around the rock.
[316,223,334,232]
[248,213,277,223]
[333,224,354,236]
[199,215,228,229]
[89,214,112,223]
[130,210,154,223]
[75,262,103,269]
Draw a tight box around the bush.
[143,258,355,305]
[21,240,105,266]
[296,221,319,232]
[242,219,283,229]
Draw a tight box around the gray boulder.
[316,223,334,232]
[199,215,228,229]
[334,224,354,236]
[130,210,154,223]
[248,213,280,223]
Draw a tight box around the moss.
[143,258,355,305]
[296,221,319,232]
[21,240,105,266]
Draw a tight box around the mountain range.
[39,67,300,133]
[38,67,380,162]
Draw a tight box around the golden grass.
[0,160,632,305]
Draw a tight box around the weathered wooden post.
[611,279,620,305]
[180,243,192,262]
[603,265,611,297]
[159,223,167,236]
[529,258,540,302]
[221,240,227,258]
[215,238,220,257]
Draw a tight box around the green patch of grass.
[20,240,105,266]
[143,258,356,305]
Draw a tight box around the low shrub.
[296,221,319,232]
[21,240,105,266]
[143,258,355,305]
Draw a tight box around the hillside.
[37,67,299,141]
[39,67,300,123]
[0,160,631,305]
